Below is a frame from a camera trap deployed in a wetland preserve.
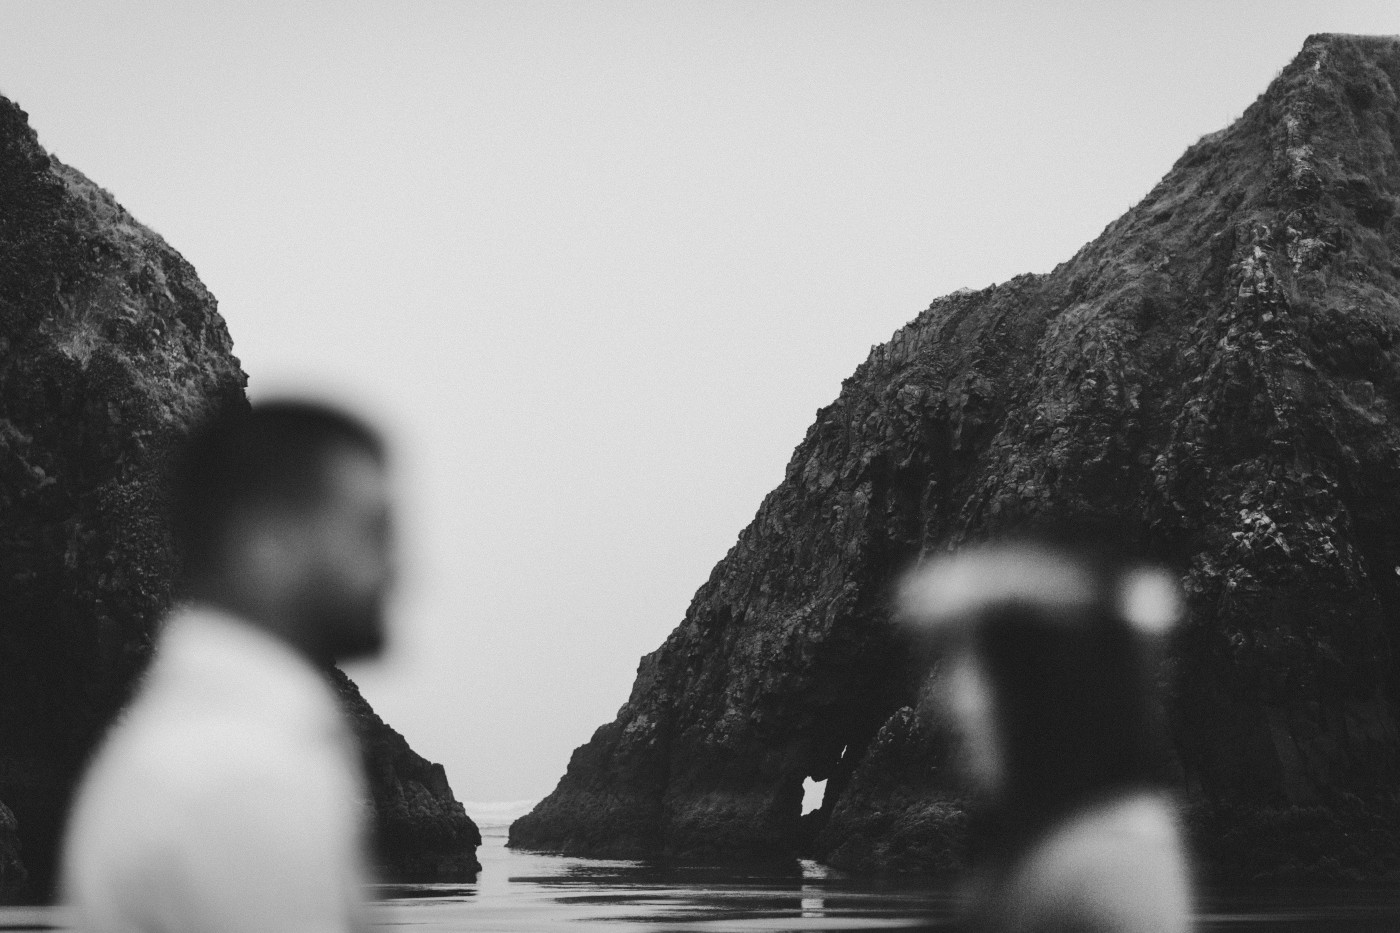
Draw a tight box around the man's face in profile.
[298,445,395,661]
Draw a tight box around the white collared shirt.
[61,604,371,933]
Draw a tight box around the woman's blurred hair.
[900,527,1181,866]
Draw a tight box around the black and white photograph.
[3,3,1400,930]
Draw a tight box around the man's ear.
[235,512,305,590]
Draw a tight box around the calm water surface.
[7,831,1400,931]
[373,832,952,932]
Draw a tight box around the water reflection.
[370,837,1400,931]
[1198,884,1400,931]
[376,885,477,900]
[9,837,1400,930]
[371,835,952,930]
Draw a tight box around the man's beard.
[302,584,387,663]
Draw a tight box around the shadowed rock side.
[0,802,23,900]
[331,670,483,878]
[513,34,1400,881]
[0,94,477,900]
[814,707,966,876]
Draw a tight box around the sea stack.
[512,34,1400,880]
[0,93,479,900]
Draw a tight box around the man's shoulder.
[65,606,362,862]
[88,692,344,812]
[155,605,350,731]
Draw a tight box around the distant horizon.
[461,799,541,830]
[2,3,1397,803]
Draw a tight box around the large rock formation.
[0,93,478,900]
[0,801,24,900]
[512,34,1400,880]
[332,670,483,880]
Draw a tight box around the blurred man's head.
[172,400,394,663]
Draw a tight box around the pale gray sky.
[2,2,1396,807]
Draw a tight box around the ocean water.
[7,806,1400,931]
[375,840,950,932]
[374,803,1400,932]
[373,827,954,932]
[374,834,1400,933]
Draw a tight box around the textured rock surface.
[0,801,24,900]
[813,706,966,876]
[0,93,477,900]
[513,35,1400,880]
[332,670,483,878]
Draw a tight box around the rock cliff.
[512,34,1400,880]
[0,93,478,900]
[332,670,483,879]
[0,801,23,900]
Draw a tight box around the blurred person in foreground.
[901,537,1192,933]
[62,401,394,933]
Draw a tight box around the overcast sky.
[2,3,1397,810]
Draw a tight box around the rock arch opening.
[800,777,828,816]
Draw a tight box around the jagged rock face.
[331,670,483,878]
[814,706,966,875]
[0,95,478,899]
[0,801,24,899]
[513,35,1400,879]
[0,92,246,898]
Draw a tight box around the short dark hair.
[171,399,385,580]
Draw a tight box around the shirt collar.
[148,602,347,733]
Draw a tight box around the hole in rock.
[801,777,828,816]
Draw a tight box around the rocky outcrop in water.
[0,93,478,900]
[332,670,483,878]
[512,34,1400,880]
